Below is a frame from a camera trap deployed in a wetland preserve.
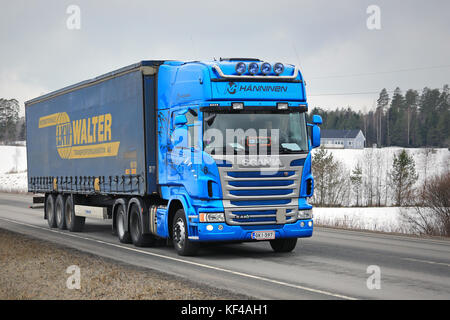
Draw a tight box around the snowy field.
[0,145,27,193]
[314,207,407,233]
[314,147,450,186]
[0,145,448,234]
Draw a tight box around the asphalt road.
[1,192,449,300]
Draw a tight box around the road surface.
[0,192,449,300]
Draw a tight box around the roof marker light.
[232,102,244,110]
[273,62,285,75]
[235,62,246,75]
[277,103,289,110]
[248,62,259,75]
[261,62,271,75]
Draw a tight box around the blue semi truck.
[25,58,322,256]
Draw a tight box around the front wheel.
[172,209,199,256]
[270,238,298,253]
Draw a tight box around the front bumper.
[195,219,313,242]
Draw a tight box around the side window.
[170,107,199,149]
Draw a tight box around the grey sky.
[1,0,449,115]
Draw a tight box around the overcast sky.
[1,0,449,115]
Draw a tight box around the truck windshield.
[203,111,308,155]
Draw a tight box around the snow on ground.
[0,145,27,192]
[314,207,408,234]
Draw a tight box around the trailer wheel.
[55,194,67,230]
[172,209,199,256]
[65,195,85,232]
[269,238,298,253]
[129,204,156,247]
[116,203,131,244]
[45,194,57,228]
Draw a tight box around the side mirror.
[174,114,187,127]
[312,115,322,125]
[311,125,321,149]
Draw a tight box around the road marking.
[402,257,450,267]
[0,216,357,300]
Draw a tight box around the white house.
[321,129,366,149]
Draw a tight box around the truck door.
[166,107,200,190]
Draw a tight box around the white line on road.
[402,257,450,267]
[0,216,357,300]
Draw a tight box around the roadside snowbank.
[314,207,408,233]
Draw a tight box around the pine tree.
[389,149,418,206]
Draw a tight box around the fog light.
[206,225,213,231]
[308,221,313,227]
[300,221,305,227]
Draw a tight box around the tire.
[269,238,298,253]
[55,194,67,230]
[116,203,131,244]
[172,209,199,256]
[129,204,156,247]
[45,194,57,228]
[65,194,85,232]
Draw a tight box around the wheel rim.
[65,200,72,226]
[173,218,186,249]
[47,199,53,221]
[117,208,125,237]
[56,201,62,225]
[131,210,140,240]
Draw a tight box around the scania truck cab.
[26,58,322,256]
[155,58,321,255]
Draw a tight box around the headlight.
[298,209,313,220]
[199,212,225,223]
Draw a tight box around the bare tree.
[401,172,450,236]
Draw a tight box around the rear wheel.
[116,203,131,244]
[65,194,85,232]
[45,194,57,228]
[172,209,199,256]
[129,204,156,247]
[55,194,66,230]
[270,238,298,253]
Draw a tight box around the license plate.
[251,230,275,240]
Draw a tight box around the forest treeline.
[310,85,450,148]
[0,98,25,144]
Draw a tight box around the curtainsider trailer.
[26,59,322,256]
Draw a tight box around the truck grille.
[217,157,304,225]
